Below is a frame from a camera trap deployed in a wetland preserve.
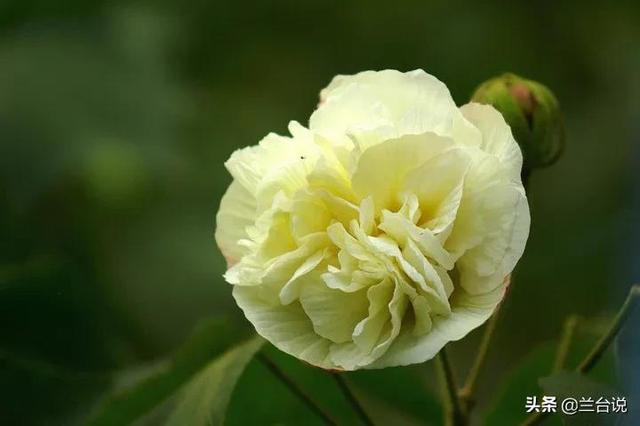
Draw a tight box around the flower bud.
[471,73,565,170]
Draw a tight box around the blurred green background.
[1,1,639,425]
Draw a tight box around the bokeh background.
[1,1,639,425]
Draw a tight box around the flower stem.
[458,274,510,411]
[458,302,501,410]
[552,315,579,372]
[522,284,640,426]
[438,347,467,426]
[257,353,337,425]
[331,372,374,426]
[578,285,640,373]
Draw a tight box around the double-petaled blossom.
[215,69,530,370]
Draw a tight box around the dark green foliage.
[89,318,250,425]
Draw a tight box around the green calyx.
[471,73,565,170]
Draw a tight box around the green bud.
[471,73,565,170]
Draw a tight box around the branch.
[331,372,375,426]
[459,301,502,409]
[438,347,467,426]
[552,315,579,372]
[459,274,511,410]
[258,353,337,425]
[578,285,640,373]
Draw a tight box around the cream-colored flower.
[215,69,530,370]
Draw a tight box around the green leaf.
[165,336,264,426]
[89,317,250,426]
[539,372,619,426]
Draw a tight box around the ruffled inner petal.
[402,148,471,234]
[299,277,369,343]
[351,132,452,212]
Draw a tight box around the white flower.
[215,69,530,370]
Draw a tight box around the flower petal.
[330,277,407,369]
[279,249,328,305]
[299,277,369,343]
[215,180,256,265]
[402,147,471,234]
[352,132,452,211]
[290,191,332,242]
[233,285,333,368]
[455,185,530,294]
[370,285,506,368]
[312,69,478,144]
[460,102,523,181]
[225,132,320,197]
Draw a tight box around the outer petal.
[214,180,256,265]
[460,102,523,181]
[446,151,531,294]
[456,185,530,294]
[311,70,480,145]
[233,285,334,369]
[225,131,320,197]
